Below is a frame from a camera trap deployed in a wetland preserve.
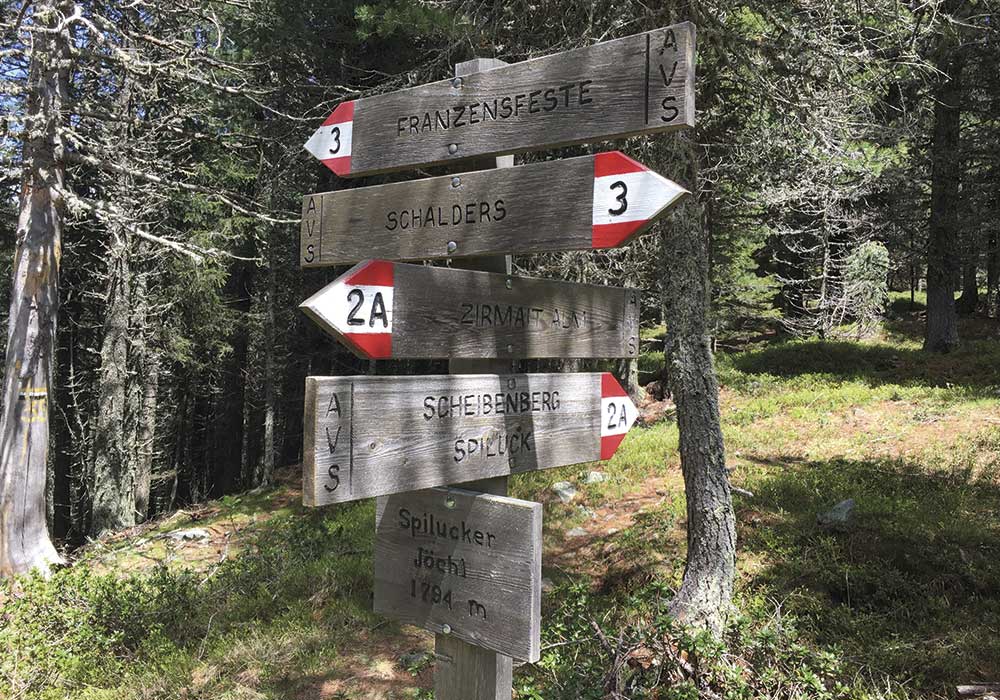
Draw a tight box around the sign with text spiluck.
[374,487,542,661]
[304,23,695,177]
[299,260,640,360]
[302,373,638,507]
[299,152,687,265]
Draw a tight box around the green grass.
[4,311,1000,699]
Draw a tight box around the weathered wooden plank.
[303,23,696,177]
[434,635,512,700]
[374,487,542,661]
[434,75,518,699]
[299,260,640,360]
[301,372,638,506]
[298,152,687,265]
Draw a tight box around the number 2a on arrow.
[605,399,633,430]
[345,288,390,328]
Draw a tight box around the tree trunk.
[134,353,158,522]
[0,0,71,576]
[956,261,978,315]
[89,224,135,536]
[924,53,963,352]
[661,138,736,634]
[258,237,277,487]
[985,227,998,318]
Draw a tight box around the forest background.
[1,1,999,699]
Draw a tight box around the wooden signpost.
[374,487,542,661]
[303,23,695,177]
[299,152,687,265]
[302,372,638,507]
[299,260,640,360]
[296,24,697,698]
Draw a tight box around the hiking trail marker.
[299,260,640,360]
[302,372,638,507]
[303,23,695,177]
[296,23,697,696]
[374,487,542,661]
[299,152,687,265]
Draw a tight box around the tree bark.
[987,236,999,319]
[661,137,736,634]
[89,223,135,536]
[0,0,71,576]
[956,261,978,315]
[258,236,277,487]
[924,53,964,352]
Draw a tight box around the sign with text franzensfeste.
[299,260,640,360]
[303,372,638,507]
[303,23,695,177]
[374,487,541,661]
[300,152,687,265]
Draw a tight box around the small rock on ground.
[584,471,607,484]
[166,528,210,542]
[566,527,588,538]
[817,498,855,531]
[551,481,577,503]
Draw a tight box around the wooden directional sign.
[300,152,687,265]
[303,372,638,507]
[299,260,639,360]
[304,23,695,177]
[374,487,541,661]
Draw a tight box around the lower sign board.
[303,372,637,507]
[374,487,542,661]
[299,260,639,360]
[300,152,687,265]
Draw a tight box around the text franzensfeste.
[396,81,593,138]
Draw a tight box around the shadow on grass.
[739,449,1000,695]
[728,337,1000,396]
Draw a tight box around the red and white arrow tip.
[592,152,689,249]
[600,373,639,460]
[304,101,356,177]
[300,259,394,359]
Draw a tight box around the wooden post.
[434,56,515,700]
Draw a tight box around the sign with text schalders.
[300,152,687,265]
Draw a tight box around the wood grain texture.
[301,157,591,264]
[434,57,518,700]
[340,23,695,176]
[302,373,603,506]
[374,487,541,661]
[434,635,513,700]
[394,264,639,359]
[300,261,640,360]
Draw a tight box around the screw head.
[451,77,462,88]
[444,495,456,509]
[506,344,514,353]
[448,143,458,155]
[442,624,452,634]
[451,176,461,188]
[369,441,376,450]
[446,241,457,254]
[505,278,512,289]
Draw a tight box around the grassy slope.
[3,304,999,699]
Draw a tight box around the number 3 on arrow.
[608,180,628,216]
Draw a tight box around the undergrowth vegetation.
[3,312,999,699]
